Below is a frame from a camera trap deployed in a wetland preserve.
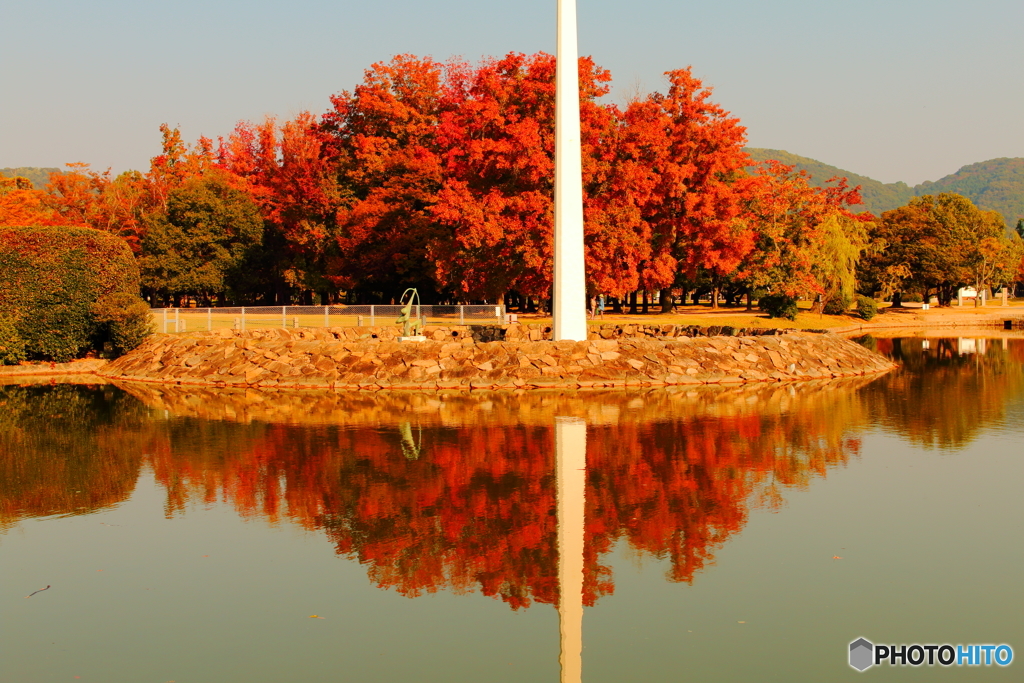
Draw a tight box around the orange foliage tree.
[737,160,867,301]
[23,54,874,309]
[430,52,637,305]
[321,54,448,301]
[623,69,754,308]
[0,174,63,226]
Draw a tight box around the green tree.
[736,161,865,310]
[140,170,263,305]
[869,193,1004,306]
[814,213,870,314]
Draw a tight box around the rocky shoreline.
[90,326,895,390]
[114,375,881,427]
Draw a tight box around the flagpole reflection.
[556,416,586,683]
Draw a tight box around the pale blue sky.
[2,0,1021,185]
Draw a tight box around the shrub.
[758,293,799,320]
[0,225,149,361]
[92,293,155,355]
[855,295,878,321]
[0,314,26,365]
[822,292,853,315]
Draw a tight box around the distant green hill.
[0,167,63,189]
[745,148,915,217]
[914,158,1024,229]
[745,149,1024,227]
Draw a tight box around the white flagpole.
[554,0,588,341]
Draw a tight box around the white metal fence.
[151,304,507,333]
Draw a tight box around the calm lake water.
[2,335,1021,682]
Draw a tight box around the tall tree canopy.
[23,52,1010,309]
[140,170,263,304]
[865,193,1005,305]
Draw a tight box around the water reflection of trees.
[859,337,1024,449]
[137,383,872,607]
[0,380,872,607]
[0,384,146,531]
[5,341,1018,604]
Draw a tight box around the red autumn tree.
[430,52,557,302]
[583,94,660,300]
[737,160,866,302]
[38,164,151,252]
[625,68,754,308]
[219,113,340,301]
[322,54,448,300]
[431,52,658,305]
[0,174,63,226]
[42,163,100,226]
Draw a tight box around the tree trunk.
[746,290,753,311]
[711,286,720,310]
[891,337,904,361]
[660,288,674,313]
[629,291,639,314]
[641,290,649,314]
[891,292,903,308]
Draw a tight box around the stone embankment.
[100,325,895,390]
[118,375,878,428]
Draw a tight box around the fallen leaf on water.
[738,621,746,624]
[832,555,843,560]
[309,615,324,619]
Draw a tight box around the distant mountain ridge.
[745,149,1024,227]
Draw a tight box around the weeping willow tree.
[813,213,870,314]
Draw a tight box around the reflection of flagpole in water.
[398,422,422,460]
[556,416,586,683]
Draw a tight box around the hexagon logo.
[849,638,874,671]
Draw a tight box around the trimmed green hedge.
[0,225,152,362]
[0,314,26,364]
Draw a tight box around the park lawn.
[517,303,864,330]
[149,300,1022,334]
[524,300,1024,331]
